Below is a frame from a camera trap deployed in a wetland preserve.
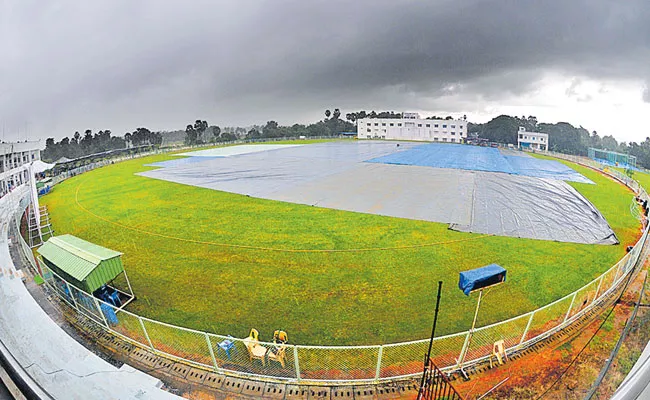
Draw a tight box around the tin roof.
[37,234,122,282]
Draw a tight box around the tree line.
[42,111,650,168]
[42,128,162,162]
[235,109,356,142]
[470,115,650,168]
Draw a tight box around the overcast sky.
[1,0,649,143]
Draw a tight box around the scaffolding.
[26,204,54,247]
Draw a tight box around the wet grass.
[40,144,639,345]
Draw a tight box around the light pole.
[456,264,507,376]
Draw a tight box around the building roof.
[0,141,43,155]
[37,235,122,282]
[54,156,72,164]
[31,160,54,173]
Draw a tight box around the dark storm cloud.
[1,0,649,139]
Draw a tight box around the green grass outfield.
[41,144,641,345]
[612,167,650,194]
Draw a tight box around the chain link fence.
[6,149,650,385]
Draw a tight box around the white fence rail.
[9,150,650,385]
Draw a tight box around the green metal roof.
[37,235,124,292]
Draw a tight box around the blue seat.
[100,303,119,325]
[108,291,122,307]
[217,336,236,359]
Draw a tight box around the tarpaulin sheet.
[459,264,507,296]
[369,144,514,174]
[178,144,304,157]
[272,163,474,225]
[367,143,593,184]
[139,142,617,245]
[503,155,593,183]
[449,173,619,244]
[147,156,221,168]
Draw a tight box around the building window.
[434,124,439,128]
[367,129,371,132]
[382,123,386,126]
[426,124,430,128]
[443,138,447,142]
[390,123,394,127]
[451,138,456,142]
[451,125,455,128]
[418,124,422,127]
[398,123,402,127]
[434,138,438,141]
[375,123,379,126]
[519,134,523,139]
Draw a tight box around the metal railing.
[7,151,650,385]
[418,359,464,400]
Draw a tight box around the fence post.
[375,346,383,382]
[456,331,472,369]
[93,298,109,328]
[139,317,155,350]
[564,292,577,323]
[613,261,624,286]
[519,312,535,345]
[64,281,79,311]
[293,346,301,381]
[205,333,219,372]
[592,275,604,306]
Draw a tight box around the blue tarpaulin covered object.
[459,264,507,296]
[367,143,593,184]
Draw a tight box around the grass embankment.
[41,144,639,345]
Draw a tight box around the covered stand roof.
[37,234,124,293]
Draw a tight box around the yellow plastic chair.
[244,328,267,366]
[268,330,288,368]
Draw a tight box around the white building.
[1,141,43,198]
[517,127,548,151]
[357,113,468,143]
